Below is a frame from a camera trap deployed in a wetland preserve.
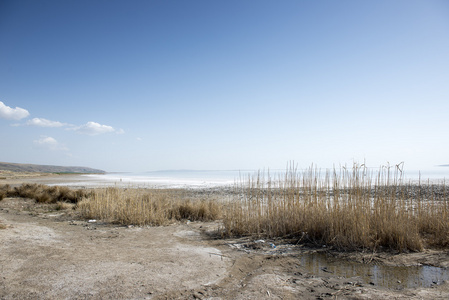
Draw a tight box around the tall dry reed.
[222,164,449,252]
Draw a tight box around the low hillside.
[0,162,105,174]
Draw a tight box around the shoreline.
[1,170,447,188]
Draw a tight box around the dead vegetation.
[0,183,85,203]
[222,164,449,252]
[1,163,448,252]
[77,187,222,225]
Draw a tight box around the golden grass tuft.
[77,187,221,226]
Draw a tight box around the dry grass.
[222,164,449,252]
[2,164,448,253]
[77,187,221,226]
[0,184,221,225]
[0,183,86,203]
[55,201,76,211]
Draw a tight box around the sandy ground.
[0,172,106,188]
[1,175,449,299]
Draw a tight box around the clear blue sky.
[1,0,448,172]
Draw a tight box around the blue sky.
[1,0,448,172]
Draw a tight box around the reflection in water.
[300,252,449,289]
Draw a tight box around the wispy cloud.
[26,117,66,127]
[34,136,69,151]
[2,101,125,137]
[73,121,123,136]
[0,101,30,120]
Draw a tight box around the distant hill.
[0,162,105,174]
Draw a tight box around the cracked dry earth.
[1,198,449,299]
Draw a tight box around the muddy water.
[300,252,449,289]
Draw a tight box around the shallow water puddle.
[300,252,449,289]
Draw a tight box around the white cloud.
[35,136,58,146]
[116,128,125,135]
[74,121,116,135]
[34,136,69,151]
[0,101,30,120]
[26,117,66,127]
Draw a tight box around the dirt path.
[1,198,449,299]
[0,198,229,299]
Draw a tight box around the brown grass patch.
[0,183,86,203]
[54,201,76,211]
[77,187,221,226]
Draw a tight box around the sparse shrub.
[0,185,8,201]
[2,183,86,204]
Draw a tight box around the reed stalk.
[222,163,449,252]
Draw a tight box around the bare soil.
[1,197,449,299]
